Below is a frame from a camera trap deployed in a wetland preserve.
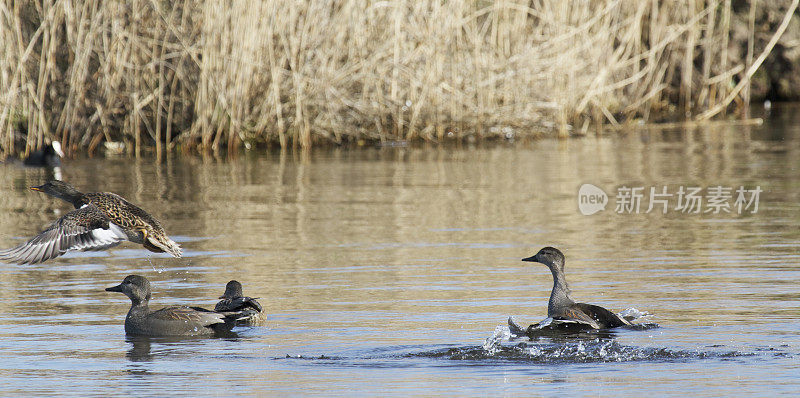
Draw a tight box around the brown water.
[1,106,799,396]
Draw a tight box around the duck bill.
[105,284,124,293]
[30,185,44,192]
[521,255,538,262]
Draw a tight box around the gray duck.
[106,275,244,336]
[511,247,631,333]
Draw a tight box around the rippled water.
[1,106,800,396]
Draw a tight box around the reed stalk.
[0,0,795,155]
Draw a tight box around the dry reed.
[0,0,796,156]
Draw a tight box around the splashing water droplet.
[146,256,164,273]
[482,326,510,355]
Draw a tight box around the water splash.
[618,307,651,322]
[146,256,165,273]
[416,337,752,363]
[482,326,511,355]
[410,324,754,363]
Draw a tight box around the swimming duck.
[106,275,243,336]
[513,247,631,332]
[0,180,181,264]
[23,141,64,168]
[215,280,264,325]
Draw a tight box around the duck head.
[30,180,84,205]
[220,280,244,299]
[522,246,566,272]
[106,275,152,304]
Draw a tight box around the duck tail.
[164,239,182,258]
[507,317,528,336]
[146,234,182,258]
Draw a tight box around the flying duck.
[0,180,181,264]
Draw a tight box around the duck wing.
[571,303,631,329]
[149,306,226,328]
[214,296,263,313]
[0,205,126,264]
[214,297,263,324]
[508,316,600,337]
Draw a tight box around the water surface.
[1,107,799,396]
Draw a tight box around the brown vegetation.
[0,0,797,156]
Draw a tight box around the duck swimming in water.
[106,275,244,336]
[0,180,181,264]
[23,141,64,168]
[215,280,264,325]
[509,247,631,334]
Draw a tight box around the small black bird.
[23,141,64,168]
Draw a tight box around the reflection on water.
[1,105,800,395]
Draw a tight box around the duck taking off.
[512,247,631,332]
[0,180,181,264]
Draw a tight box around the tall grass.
[0,0,797,155]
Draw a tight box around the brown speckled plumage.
[0,181,181,264]
[81,191,178,253]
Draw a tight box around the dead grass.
[0,0,797,155]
